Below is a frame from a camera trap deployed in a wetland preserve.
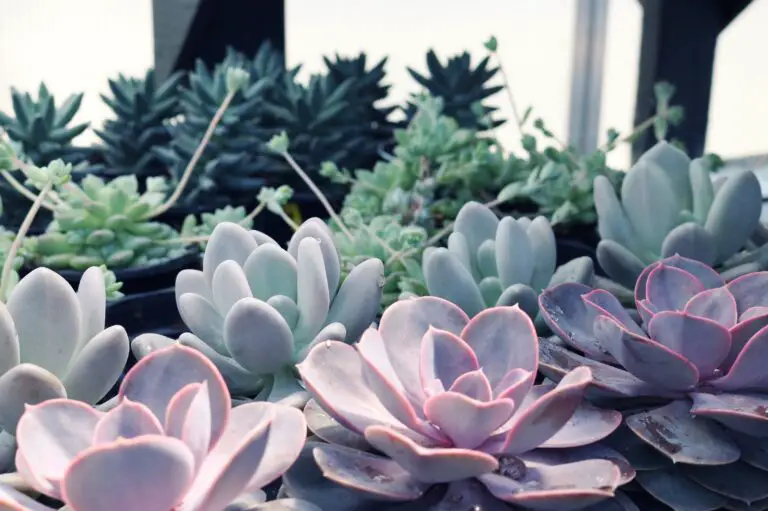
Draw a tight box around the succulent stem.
[148,89,237,219]
[272,203,299,231]
[0,181,52,301]
[278,150,354,242]
[486,46,523,133]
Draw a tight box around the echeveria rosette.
[0,266,129,466]
[283,296,627,510]
[134,219,383,406]
[539,254,768,509]
[421,201,594,322]
[0,344,314,511]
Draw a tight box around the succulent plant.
[0,267,128,445]
[282,296,627,510]
[154,48,275,206]
[0,344,311,511]
[0,83,89,166]
[594,141,762,289]
[133,219,383,403]
[95,69,183,179]
[30,174,188,270]
[180,205,253,250]
[539,254,768,509]
[405,49,504,131]
[420,201,594,320]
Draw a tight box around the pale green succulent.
[30,175,186,270]
[133,219,384,406]
[595,141,763,288]
[180,205,252,250]
[417,201,594,321]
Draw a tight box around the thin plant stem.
[0,182,52,301]
[0,170,56,210]
[242,201,266,224]
[490,50,523,133]
[279,151,354,242]
[148,90,236,218]
[272,205,299,231]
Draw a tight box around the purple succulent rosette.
[283,296,627,510]
[539,254,768,509]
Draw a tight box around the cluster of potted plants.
[0,35,759,510]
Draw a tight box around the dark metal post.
[632,0,752,161]
[152,0,286,81]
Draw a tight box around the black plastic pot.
[553,223,605,277]
[36,249,201,296]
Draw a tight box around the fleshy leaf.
[0,365,66,435]
[690,392,768,437]
[178,294,226,353]
[683,286,738,328]
[645,264,705,312]
[660,222,716,265]
[424,392,515,449]
[211,260,253,315]
[625,399,740,464]
[293,238,331,347]
[495,217,533,288]
[423,248,486,317]
[92,400,163,444]
[287,218,341,297]
[62,325,129,405]
[419,327,478,391]
[243,244,298,302]
[635,467,726,511]
[203,222,258,286]
[325,258,384,344]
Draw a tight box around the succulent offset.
[135,219,383,404]
[30,174,187,270]
[0,344,312,511]
[540,254,768,509]
[283,296,627,510]
[594,141,762,288]
[95,69,183,178]
[420,201,594,319]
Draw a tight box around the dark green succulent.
[153,48,275,206]
[95,69,183,179]
[405,50,504,131]
[0,83,89,166]
[323,52,397,162]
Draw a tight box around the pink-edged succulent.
[282,296,628,510]
[0,344,313,511]
[539,254,768,509]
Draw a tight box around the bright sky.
[0,0,766,169]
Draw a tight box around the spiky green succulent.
[95,69,183,179]
[405,49,503,130]
[30,175,187,270]
[0,83,89,166]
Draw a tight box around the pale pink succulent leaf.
[726,271,768,311]
[419,327,479,391]
[364,425,498,484]
[645,264,705,311]
[312,443,429,501]
[690,392,768,437]
[222,297,294,375]
[0,483,58,511]
[303,399,369,451]
[297,341,424,440]
[635,299,655,325]
[0,365,66,435]
[458,306,538,386]
[625,400,740,464]
[708,323,768,392]
[493,368,535,404]
[646,311,730,378]
[683,287,738,328]
[593,315,699,391]
[496,367,592,455]
[62,325,129,404]
[520,443,635,485]
[582,289,645,335]
[423,392,515,449]
[739,306,768,322]
[118,344,230,448]
[180,420,272,511]
[378,297,469,405]
[15,399,101,498]
[448,369,493,402]
[477,460,620,507]
[539,283,614,361]
[723,313,768,370]
[165,382,204,438]
[93,400,164,444]
[181,382,213,469]
[635,256,722,303]
[357,329,440,440]
[537,399,622,448]
[538,339,664,399]
[61,436,195,511]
